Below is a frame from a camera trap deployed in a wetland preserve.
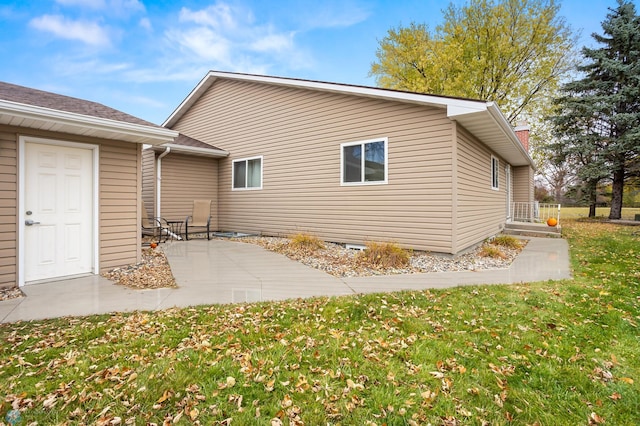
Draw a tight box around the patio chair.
[185,199,212,240]
[141,201,169,243]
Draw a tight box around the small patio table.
[165,220,184,241]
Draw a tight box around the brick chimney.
[514,121,530,151]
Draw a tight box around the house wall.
[0,130,17,289]
[171,79,457,253]
[513,165,534,204]
[455,124,507,252]
[0,125,141,287]
[99,139,141,272]
[158,153,218,228]
[142,148,156,217]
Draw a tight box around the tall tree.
[369,0,575,124]
[550,0,640,219]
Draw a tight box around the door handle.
[25,219,41,226]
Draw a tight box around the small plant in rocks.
[289,233,325,252]
[360,241,411,268]
[491,235,523,249]
[479,244,507,259]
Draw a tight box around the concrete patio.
[0,237,571,323]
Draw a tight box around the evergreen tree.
[550,0,640,219]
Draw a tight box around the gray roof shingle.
[0,81,158,127]
[173,133,224,152]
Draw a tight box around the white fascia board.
[212,72,485,108]
[163,73,218,128]
[447,102,488,117]
[163,70,490,128]
[152,143,229,158]
[0,100,178,144]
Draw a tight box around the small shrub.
[491,235,523,249]
[360,241,411,268]
[289,233,325,252]
[479,245,507,259]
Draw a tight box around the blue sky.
[0,0,630,124]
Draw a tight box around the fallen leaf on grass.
[589,412,605,424]
[156,390,172,404]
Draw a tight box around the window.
[341,138,388,185]
[233,156,262,190]
[491,156,499,190]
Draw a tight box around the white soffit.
[0,100,177,145]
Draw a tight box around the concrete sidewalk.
[0,237,571,323]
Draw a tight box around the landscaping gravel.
[243,236,524,278]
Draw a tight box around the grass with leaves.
[1,220,639,425]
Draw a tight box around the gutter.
[156,146,171,218]
[152,143,229,158]
[0,99,178,145]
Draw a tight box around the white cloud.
[167,27,232,63]
[166,2,309,75]
[109,0,145,15]
[250,32,294,53]
[292,1,371,30]
[53,58,131,76]
[139,17,152,30]
[29,14,112,47]
[179,3,238,29]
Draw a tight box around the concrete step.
[503,228,563,238]
[504,222,561,237]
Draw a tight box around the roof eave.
[149,143,229,158]
[163,70,490,128]
[0,100,177,145]
[164,71,534,168]
[448,102,534,167]
[486,103,535,167]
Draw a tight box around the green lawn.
[1,221,639,425]
[561,206,640,220]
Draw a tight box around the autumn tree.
[549,0,640,219]
[369,0,576,124]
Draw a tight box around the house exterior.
[0,82,177,288]
[142,134,228,230]
[145,71,535,255]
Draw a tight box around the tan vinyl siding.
[159,153,218,227]
[513,165,534,204]
[455,124,506,251]
[99,141,140,271]
[172,79,455,252]
[0,130,17,289]
[142,148,156,216]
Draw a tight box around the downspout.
[156,146,171,218]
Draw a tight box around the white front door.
[23,142,94,283]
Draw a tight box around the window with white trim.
[341,138,388,185]
[232,156,262,190]
[491,156,499,190]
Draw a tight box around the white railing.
[511,202,561,224]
